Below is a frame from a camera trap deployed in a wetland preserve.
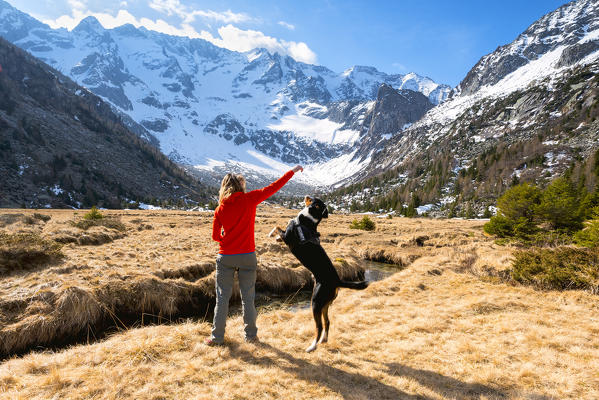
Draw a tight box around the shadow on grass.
[385,363,555,400]
[229,341,432,400]
[228,342,553,400]
[385,362,511,399]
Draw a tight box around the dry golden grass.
[0,207,364,357]
[0,208,598,399]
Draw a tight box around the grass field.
[0,207,598,399]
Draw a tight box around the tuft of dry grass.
[49,225,126,245]
[70,217,127,232]
[0,232,64,275]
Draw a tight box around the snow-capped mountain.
[334,0,599,214]
[456,0,599,96]
[360,0,599,173]
[0,36,208,208]
[0,0,450,187]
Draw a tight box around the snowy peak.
[72,16,105,35]
[0,1,451,187]
[0,0,46,42]
[457,0,599,96]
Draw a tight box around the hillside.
[0,37,209,208]
[329,0,599,215]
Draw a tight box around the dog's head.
[304,196,328,221]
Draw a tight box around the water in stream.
[253,261,401,313]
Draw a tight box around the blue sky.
[8,0,570,86]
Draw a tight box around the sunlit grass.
[0,209,597,399]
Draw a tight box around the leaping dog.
[269,196,368,352]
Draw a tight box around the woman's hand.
[292,165,304,173]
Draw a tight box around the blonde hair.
[218,173,246,204]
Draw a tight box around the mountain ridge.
[0,1,450,187]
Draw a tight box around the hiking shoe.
[205,338,224,346]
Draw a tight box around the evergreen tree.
[538,177,583,231]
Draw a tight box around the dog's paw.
[268,227,283,238]
[305,340,318,353]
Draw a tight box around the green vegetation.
[574,210,599,248]
[484,175,599,293]
[84,206,104,220]
[0,233,64,275]
[350,216,376,231]
[512,247,599,292]
[484,176,599,242]
[484,183,541,238]
[537,177,583,231]
[71,208,126,231]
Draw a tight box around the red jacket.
[212,170,294,255]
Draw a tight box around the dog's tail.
[339,280,369,290]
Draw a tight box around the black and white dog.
[269,196,368,352]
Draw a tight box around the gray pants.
[210,252,258,343]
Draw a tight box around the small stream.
[250,261,401,313]
[2,261,400,360]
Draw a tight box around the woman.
[207,165,303,345]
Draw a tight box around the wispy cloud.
[392,62,408,72]
[199,24,317,64]
[38,0,317,64]
[277,21,295,30]
[42,8,202,38]
[149,0,251,24]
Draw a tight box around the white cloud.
[149,0,250,24]
[199,24,317,64]
[277,21,295,30]
[43,8,202,38]
[38,1,316,64]
[392,62,408,72]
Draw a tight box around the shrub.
[0,233,64,275]
[574,218,599,248]
[84,206,104,220]
[483,215,515,237]
[484,183,541,238]
[496,183,541,223]
[511,247,599,291]
[537,177,583,231]
[350,216,376,231]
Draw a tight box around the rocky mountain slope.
[0,36,209,208]
[0,0,450,187]
[329,0,599,214]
